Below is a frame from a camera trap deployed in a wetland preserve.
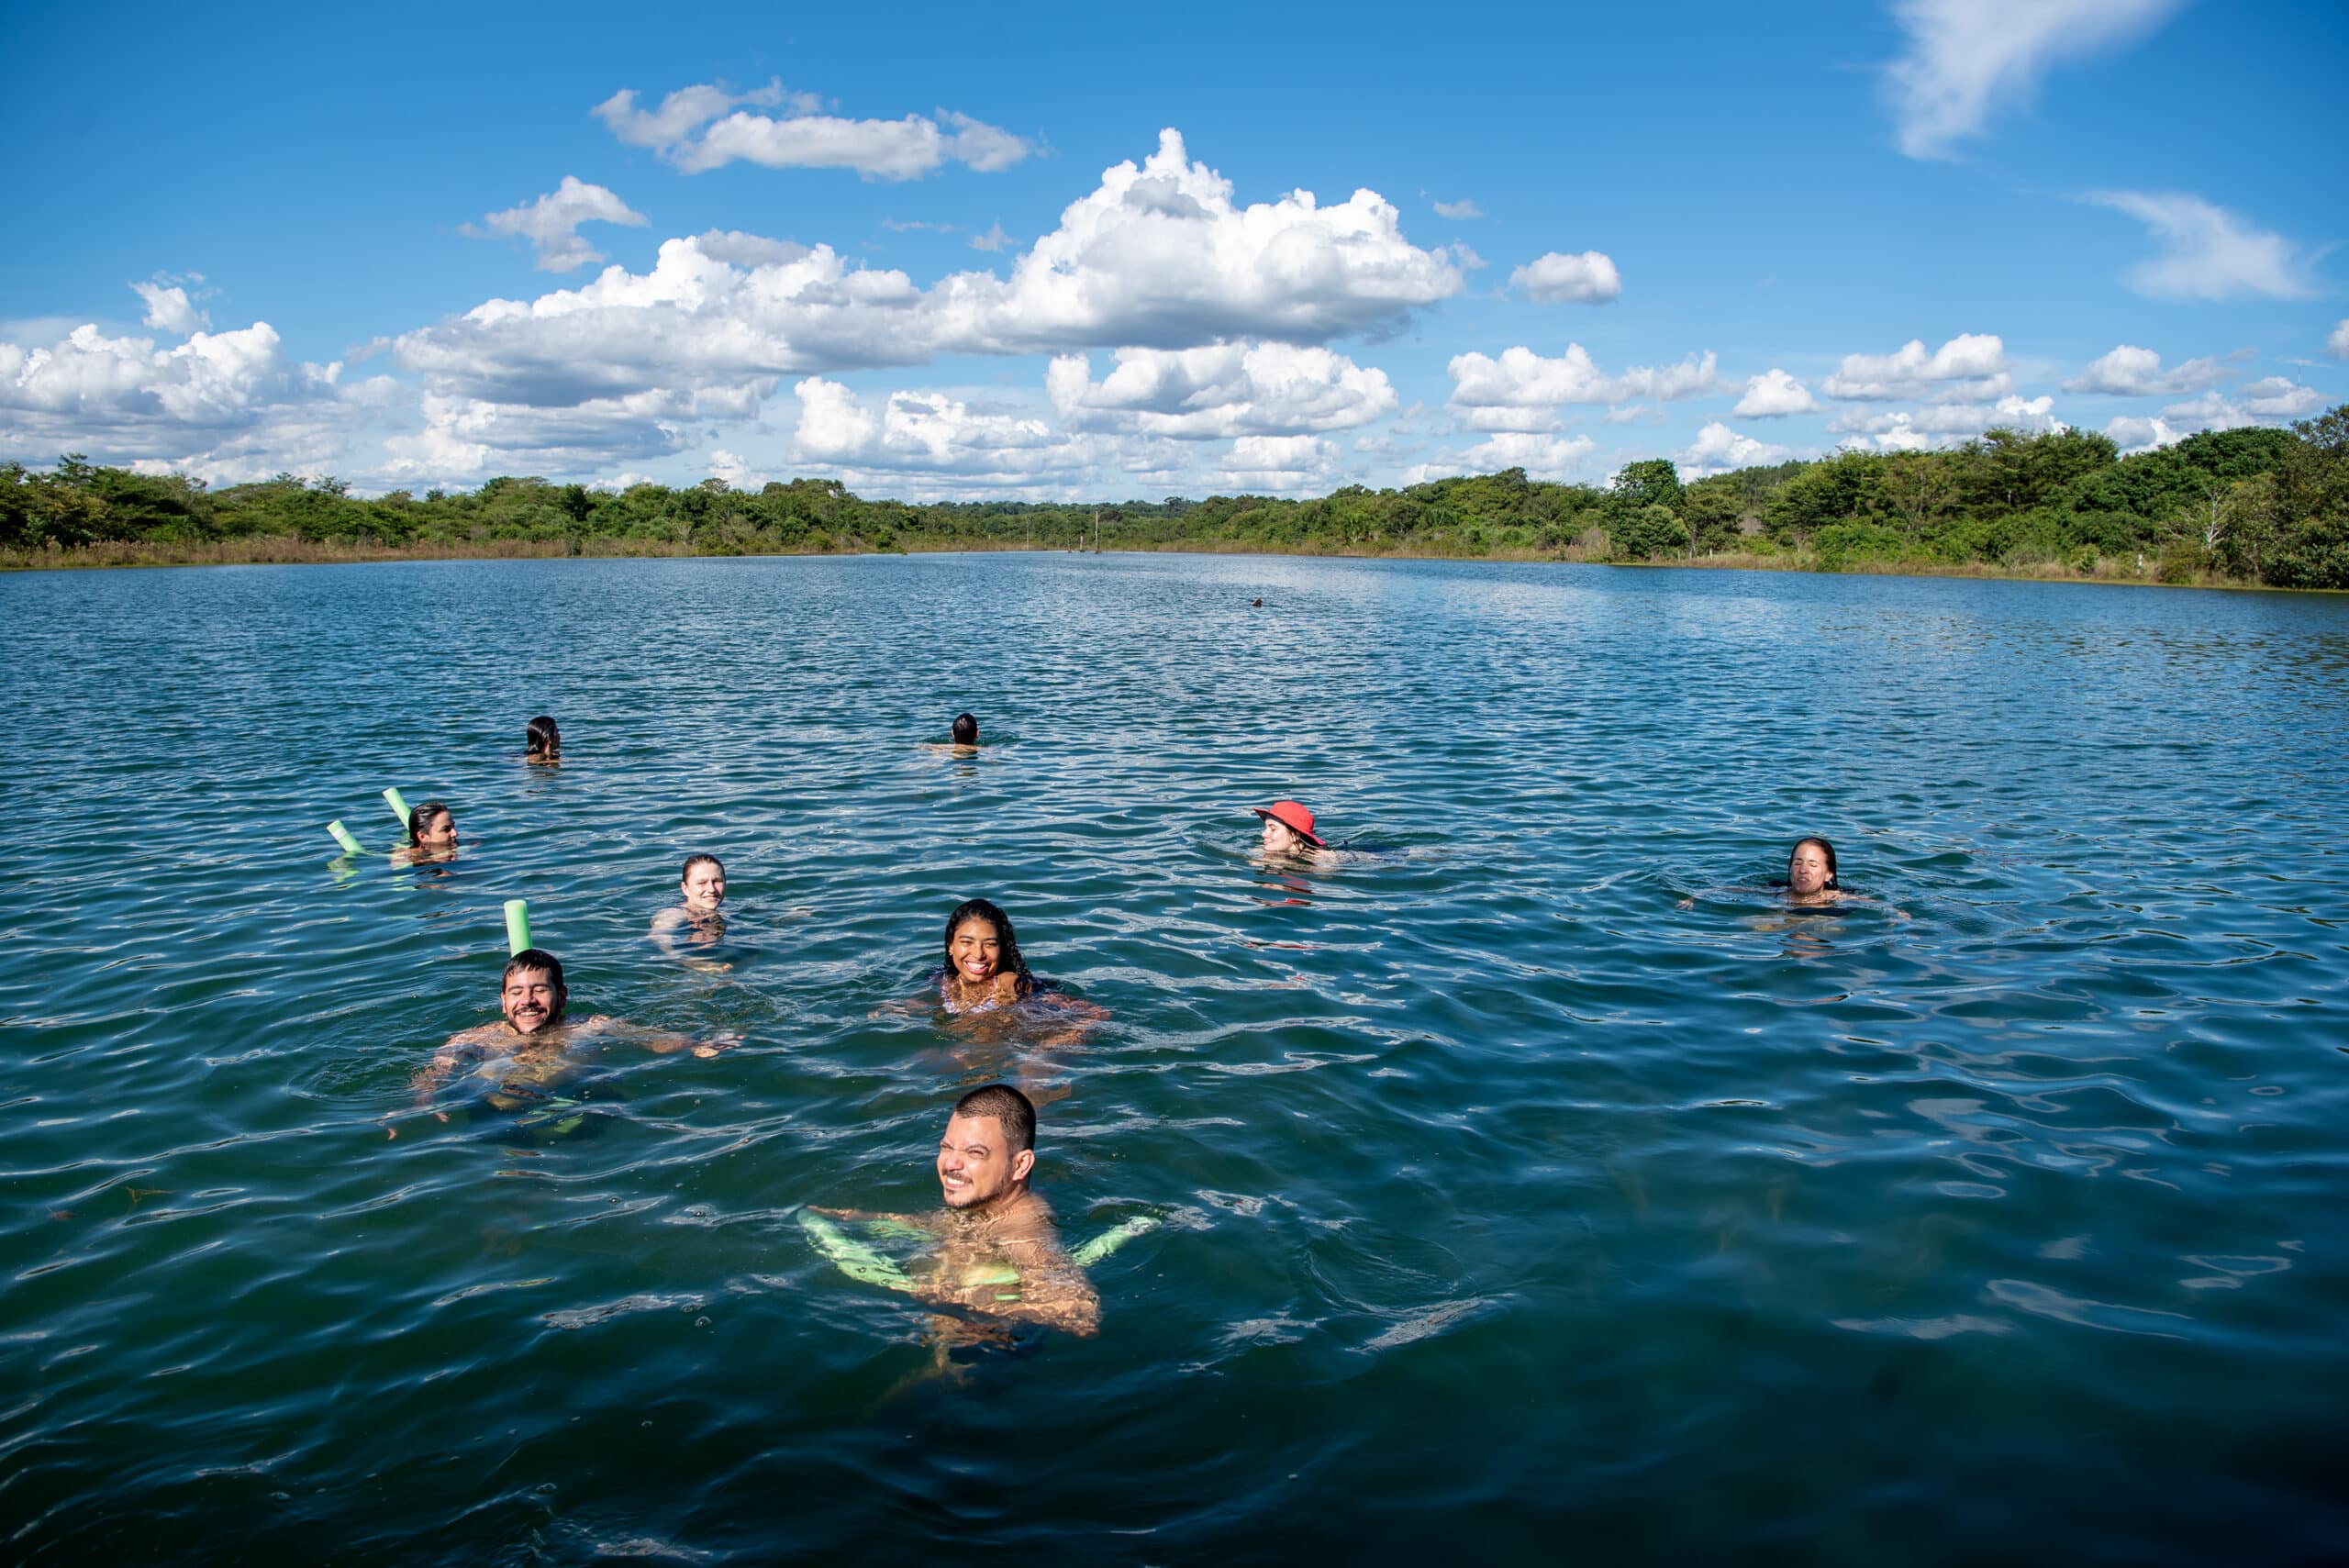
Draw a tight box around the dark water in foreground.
[2,552,2344,1564]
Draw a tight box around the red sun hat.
[1251,800,1327,847]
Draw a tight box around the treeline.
[6,405,2345,588]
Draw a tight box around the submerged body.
[651,854,730,971]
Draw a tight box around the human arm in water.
[571,1014,740,1058]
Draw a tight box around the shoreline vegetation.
[8,406,2345,590]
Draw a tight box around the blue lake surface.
[2,551,2344,1563]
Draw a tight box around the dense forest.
[6,405,2345,588]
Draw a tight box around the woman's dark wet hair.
[406,800,453,847]
[1787,836,1839,889]
[526,716,560,758]
[680,853,723,884]
[951,712,978,745]
[942,897,1032,992]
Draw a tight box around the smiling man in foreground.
[813,1084,1101,1341]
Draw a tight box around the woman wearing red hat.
[1252,800,1336,863]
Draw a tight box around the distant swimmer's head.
[944,896,1030,992]
[407,801,457,850]
[526,716,561,760]
[951,712,979,746]
[1252,799,1327,856]
[500,949,567,1034]
[679,854,726,914]
[938,1083,1037,1211]
[1787,837,1839,896]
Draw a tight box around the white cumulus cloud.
[1732,368,1818,417]
[1678,420,1792,477]
[1831,395,2061,450]
[2330,319,2349,360]
[1821,333,2009,401]
[1509,250,1622,304]
[1447,344,1719,432]
[393,128,1465,454]
[462,176,649,272]
[2085,191,2316,301]
[2060,343,2238,395]
[1884,0,2186,159]
[1046,342,1395,440]
[594,80,1030,180]
[1458,431,1596,481]
[131,277,208,336]
[2235,376,2323,419]
[789,375,1097,488]
[1216,433,1341,492]
[2105,414,2188,455]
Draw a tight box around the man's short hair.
[952,1083,1034,1157]
[951,712,979,745]
[503,949,565,991]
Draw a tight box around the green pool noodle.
[799,1212,916,1294]
[383,786,414,824]
[328,820,365,855]
[1068,1216,1160,1268]
[504,899,532,956]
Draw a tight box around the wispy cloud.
[1884,0,2188,159]
[461,176,647,272]
[2085,190,2316,301]
[596,80,1030,181]
[1431,197,1482,220]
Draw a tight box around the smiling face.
[414,808,456,850]
[680,862,726,913]
[936,1111,1033,1211]
[499,966,565,1035]
[1787,840,1834,896]
[1260,817,1305,855]
[948,915,1003,987]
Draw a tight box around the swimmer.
[1252,799,1340,867]
[391,948,734,1136]
[922,711,983,757]
[1677,836,1908,918]
[392,799,458,866]
[651,853,729,970]
[525,715,560,764]
[815,1084,1099,1341]
[892,897,1107,1049]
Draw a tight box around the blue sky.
[3,0,2343,499]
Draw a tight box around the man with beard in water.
[390,949,731,1136]
[812,1084,1100,1342]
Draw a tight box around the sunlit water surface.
[3,553,2344,1564]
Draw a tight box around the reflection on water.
[2,554,2347,1563]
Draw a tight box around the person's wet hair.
[503,949,565,992]
[943,897,1032,991]
[406,800,452,847]
[951,712,978,745]
[1787,836,1839,889]
[952,1082,1036,1159]
[526,716,560,758]
[681,853,724,884]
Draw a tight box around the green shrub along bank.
[7,406,2347,589]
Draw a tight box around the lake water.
[3,552,2344,1564]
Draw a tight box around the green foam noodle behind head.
[328,820,365,855]
[503,899,532,956]
[383,787,414,824]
